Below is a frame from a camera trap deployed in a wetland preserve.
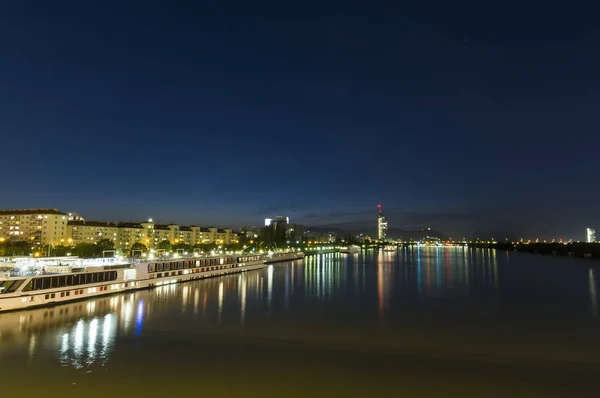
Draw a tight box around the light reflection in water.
[28,334,36,362]
[417,247,422,294]
[217,281,224,321]
[135,300,144,336]
[377,252,384,318]
[122,298,133,333]
[182,286,189,308]
[87,318,98,364]
[590,269,598,318]
[59,333,69,363]
[284,265,290,311]
[267,265,274,313]
[6,248,599,378]
[492,250,499,291]
[101,314,112,360]
[194,288,200,314]
[74,319,84,360]
[436,247,441,291]
[239,275,247,325]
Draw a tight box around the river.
[1,247,600,397]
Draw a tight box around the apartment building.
[0,209,68,246]
[0,209,239,250]
[66,220,236,249]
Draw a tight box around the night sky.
[1,1,598,239]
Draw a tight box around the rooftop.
[117,222,143,229]
[0,208,67,216]
[68,220,118,227]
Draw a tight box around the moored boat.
[0,251,304,313]
[339,245,360,254]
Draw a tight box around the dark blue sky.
[1,1,599,239]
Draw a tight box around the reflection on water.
[591,269,598,318]
[2,248,600,397]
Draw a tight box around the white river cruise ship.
[0,251,304,312]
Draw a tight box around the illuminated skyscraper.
[377,205,388,241]
[587,228,596,243]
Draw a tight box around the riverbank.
[468,242,600,259]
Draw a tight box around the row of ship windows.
[147,258,235,272]
[146,256,261,273]
[151,265,236,278]
[239,256,261,262]
[20,283,135,303]
[22,271,119,292]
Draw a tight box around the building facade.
[241,225,260,239]
[377,205,388,241]
[263,216,302,243]
[265,216,289,228]
[66,220,237,249]
[1,208,240,251]
[286,223,304,242]
[67,221,119,245]
[587,228,596,243]
[0,209,69,246]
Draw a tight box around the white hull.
[0,252,304,313]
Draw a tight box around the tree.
[0,240,32,256]
[72,243,97,258]
[172,243,193,254]
[196,243,217,252]
[96,238,115,253]
[261,224,287,249]
[38,244,52,257]
[130,242,147,255]
[157,240,173,252]
[52,245,71,256]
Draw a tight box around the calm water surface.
[2,248,600,397]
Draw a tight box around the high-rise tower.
[377,204,388,241]
[587,228,596,243]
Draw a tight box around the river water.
[1,247,600,397]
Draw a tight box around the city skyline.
[0,205,595,243]
[1,2,598,239]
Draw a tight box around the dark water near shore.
[2,247,600,397]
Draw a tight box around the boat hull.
[0,252,304,313]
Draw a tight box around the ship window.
[0,279,25,294]
[41,277,51,290]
